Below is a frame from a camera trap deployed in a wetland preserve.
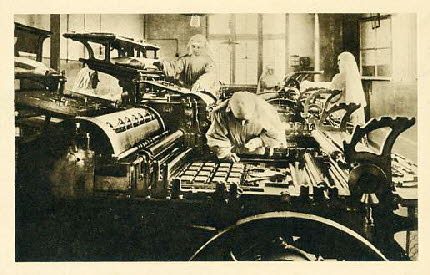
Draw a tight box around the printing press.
[15,27,418,261]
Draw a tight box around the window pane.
[84,14,100,32]
[362,66,376,77]
[361,50,376,76]
[362,49,376,65]
[376,18,391,48]
[101,14,144,40]
[236,14,258,35]
[376,48,391,77]
[235,40,258,84]
[208,14,231,35]
[263,39,285,79]
[235,40,258,60]
[263,14,285,35]
[209,40,231,84]
[68,14,86,61]
[236,59,258,84]
[360,21,376,49]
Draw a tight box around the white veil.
[338,51,366,108]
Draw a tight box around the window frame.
[359,14,393,81]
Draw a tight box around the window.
[235,40,258,84]
[208,14,234,84]
[208,40,231,84]
[359,15,392,79]
[208,14,230,35]
[262,14,286,82]
[208,14,286,85]
[235,14,258,35]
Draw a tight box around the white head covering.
[257,64,279,94]
[187,34,210,56]
[338,51,366,107]
[229,91,256,122]
[229,91,282,126]
[264,64,275,75]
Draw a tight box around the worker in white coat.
[206,92,286,162]
[329,51,367,125]
[156,34,220,98]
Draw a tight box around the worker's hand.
[244,138,263,151]
[224,153,240,163]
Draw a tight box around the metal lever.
[360,193,379,241]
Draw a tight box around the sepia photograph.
[11,9,419,265]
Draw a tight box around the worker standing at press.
[155,34,220,98]
[329,51,367,125]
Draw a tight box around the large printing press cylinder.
[75,107,166,158]
[50,106,189,199]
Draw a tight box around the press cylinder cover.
[75,107,164,157]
